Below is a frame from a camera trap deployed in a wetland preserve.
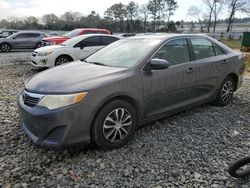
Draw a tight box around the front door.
[142,38,199,118]
[75,36,104,60]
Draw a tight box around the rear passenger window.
[27,33,40,38]
[83,37,102,46]
[153,38,190,66]
[191,38,215,60]
[214,44,225,56]
[101,37,119,45]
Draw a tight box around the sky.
[0,0,248,21]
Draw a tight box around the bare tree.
[126,1,139,32]
[187,6,204,32]
[202,0,215,32]
[226,0,249,32]
[147,0,162,32]
[212,0,227,33]
[139,4,149,32]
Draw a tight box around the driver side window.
[153,38,190,66]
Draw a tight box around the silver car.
[0,31,47,52]
[18,34,245,149]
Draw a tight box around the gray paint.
[18,34,245,146]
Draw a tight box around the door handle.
[186,67,195,73]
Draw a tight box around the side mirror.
[147,58,170,71]
[12,36,16,39]
[80,43,85,49]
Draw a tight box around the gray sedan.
[0,31,47,52]
[18,34,245,149]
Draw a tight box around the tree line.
[187,0,249,33]
[0,0,249,33]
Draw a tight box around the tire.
[213,76,235,106]
[91,100,137,149]
[55,55,72,66]
[228,157,250,178]
[0,43,11,52]
[35,42,42,49]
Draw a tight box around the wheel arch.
[90,94,142,130]
[0,42,12,49]
[55,54,74,65]
[226,73,238,91]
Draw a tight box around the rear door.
[26,33,42,48]
[187,37,227,100]
[142,38,200,118]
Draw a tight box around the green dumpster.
[241,32,250,52]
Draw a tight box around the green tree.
[104,3,127,32]
[41,14,60,30]
[126,1,139,32]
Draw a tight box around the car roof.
[15,31,47,34]
[71,34,119,40]
[128,33,214,40]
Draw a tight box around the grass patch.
[221,39,241,50]
[244,53,250,76]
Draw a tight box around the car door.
[74,36,105,60]
[10,33,29,49]
[27,33,42,48]
[142,38,200,118]
[187,37,226,100]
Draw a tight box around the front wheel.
[55,56,71,66]
[91,100,137,149]
[0,43,11,52]
[213,76,235,106]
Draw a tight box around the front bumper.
[18,95,93,147]
[31,54,54,68]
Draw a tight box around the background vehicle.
[0,31,47,52]
[42,28,111,46]
[31,34,119,67]
[0,29,18,38]
[19,34,244,149]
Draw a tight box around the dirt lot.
[0,52,250,188]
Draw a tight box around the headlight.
[37,92,87,110]
[38,50,53,56]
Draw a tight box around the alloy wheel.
[103,108,132,143]
[1,44,10,52]
[221,80,234,103]
[56,57,69,66]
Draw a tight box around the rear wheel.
[91,100,137,149]
[0,43,11,52]
[35,42,42,49]
[55,55,72,66]
[213,76,235,106]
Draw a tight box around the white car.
[31,34,120,68]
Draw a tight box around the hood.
[35,45,66,52]
[25,61,126,94]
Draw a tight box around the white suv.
[31,34,119,68]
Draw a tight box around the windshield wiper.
[83,60,108,67]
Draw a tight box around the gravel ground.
[0,52,250,188]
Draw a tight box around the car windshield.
[63,29,81,38]
[85,38,161,68]
[61,35,85,46]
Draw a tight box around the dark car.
[18,34,245,149]
[0,31,47,52]
[0,29,18,38]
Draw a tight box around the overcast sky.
[0,0,248,21]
